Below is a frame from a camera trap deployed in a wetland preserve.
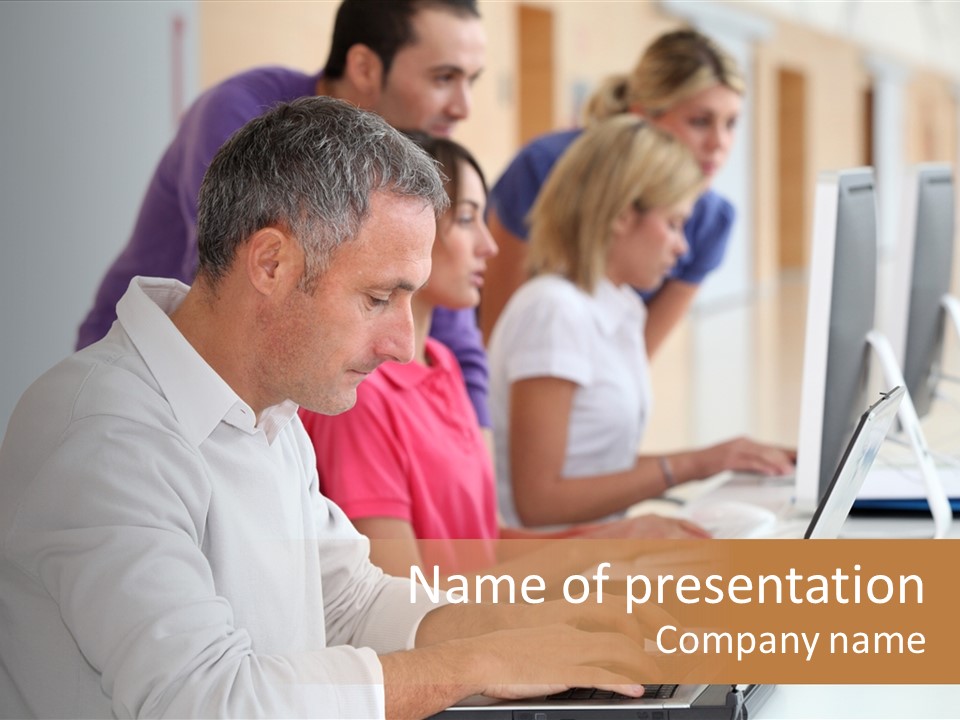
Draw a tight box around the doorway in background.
[777,67,808,270]
[517,4,555,145]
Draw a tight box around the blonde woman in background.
[481,29,743,354]
[488,117,795,529]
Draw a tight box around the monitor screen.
[794,168,878,512]
[892,165,954,419]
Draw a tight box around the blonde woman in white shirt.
[488,116,795,528]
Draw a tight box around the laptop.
[679,387,904,539]
[803,386,903,538]
[430,388,904,720]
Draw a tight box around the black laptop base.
[430,683,775,720]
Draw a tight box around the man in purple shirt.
[76,0,492,426]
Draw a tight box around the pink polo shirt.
[300,338,499,571]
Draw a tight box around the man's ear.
[343,44,384,104]
[245,227,301,296]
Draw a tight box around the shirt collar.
[116,277,297,445]
[375,337,455,390]
[590,278,647,336]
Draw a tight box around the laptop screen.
[805,387,904,539]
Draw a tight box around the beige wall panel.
[457,1,516,182]
[551,1,677,129]
[904,72,957,165]
[200,1,338,87]
[754,22,868,284]
[752,39,778,288]
[903,73,960,295]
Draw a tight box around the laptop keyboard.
[546,685,678,701]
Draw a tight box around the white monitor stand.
[943,294,960,346]
[866,329,953,538]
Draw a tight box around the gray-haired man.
[0,97,647,719]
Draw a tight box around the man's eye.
[689,117,711,128]
[367,295,389,309]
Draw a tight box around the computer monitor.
[794,168,877,513]
[794,168,952,536]
[886,164,955,419]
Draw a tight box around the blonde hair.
[583,29,745,124]
[527,115,703,292]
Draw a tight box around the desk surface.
[636,469,960,539]
[758,684,960,719]
[631,472,960,718]
[762,505,960,717]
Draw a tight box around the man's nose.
[378,306,416,364]
[447,81,471,121]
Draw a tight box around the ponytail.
[582,73,632,125]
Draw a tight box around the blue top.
[487,128,735,299]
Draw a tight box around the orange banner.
[397,539,960,685]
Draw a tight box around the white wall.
[730,0,960,77]
[0,0,198,437]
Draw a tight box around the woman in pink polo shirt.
[299,133,708,579]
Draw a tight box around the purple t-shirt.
[77,66,491,426]
[487,127,735,299]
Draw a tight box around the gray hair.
[196,96,449,291]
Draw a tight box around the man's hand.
[380,595,672,717]
[464,623,651,698]
[382,602,658,718]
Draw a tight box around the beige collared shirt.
[0,277,435,719]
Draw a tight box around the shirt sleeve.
[499,282,595,387]
[487,140,557,241]
[672,192,736,285]
[428,306,490,428]
[310,496,440,654]
[3,413,427,719]
[301,388,416,523]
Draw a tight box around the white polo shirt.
[488,274,652,528]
